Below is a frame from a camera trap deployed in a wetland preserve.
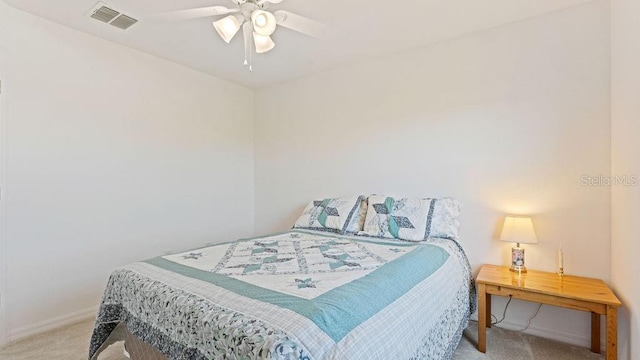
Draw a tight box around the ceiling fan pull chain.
[242,21,252,70]
[250,38,254,72]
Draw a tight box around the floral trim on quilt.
[440,238,477,315]
[409,278,471,360]
[89,269,311,360]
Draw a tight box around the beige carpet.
[0,319,605,360]
[455,322,604,360]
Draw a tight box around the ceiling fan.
[150,0,324,71]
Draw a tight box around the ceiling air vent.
[110,15,138,30]
[86,2,138,30]
[90,5,119,23]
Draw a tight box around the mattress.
[89,229,475,360]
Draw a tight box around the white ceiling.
[3,0,594,88]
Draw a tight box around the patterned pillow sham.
[361,196,433,241]
[293,196,365,234]
[425,197,461,240]
[345,196,368,234]
[361,196,461,241]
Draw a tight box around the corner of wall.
[249,88,257,237]
[0,45,8,346]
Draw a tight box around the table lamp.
[500,216,538,272]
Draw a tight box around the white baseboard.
[0,310,7,347]
[470,316,605,351]
[7,306,98,343]
[496,319,605,350]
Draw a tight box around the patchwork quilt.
[89,230,475,360]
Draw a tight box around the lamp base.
[510,245,527,273]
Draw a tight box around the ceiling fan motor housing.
[240,2,260,19]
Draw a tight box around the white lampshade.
[251,10,277,36]
[213,15,243,43]
[500,216,538,245]
[253,32,275,53]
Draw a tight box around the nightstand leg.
[606,305,617,360]
[591,312,600,353]
[486,292,492,328]
[478,283,487,353]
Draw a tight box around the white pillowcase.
[293,196,365,234]
[362,195,461,241]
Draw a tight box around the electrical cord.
[488,295,543,331]
[491,296,512,326]
[515,303,543,332]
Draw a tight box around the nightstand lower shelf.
[476,265,621,360]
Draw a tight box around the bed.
[89,196,475,360]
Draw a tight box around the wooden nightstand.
[476,264,621,360]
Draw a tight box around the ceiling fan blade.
[147,6,239,21]
[273,10,325,38]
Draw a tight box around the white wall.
[0,39,8,344]
[0,2,254,340]
[611,0,640,358]
[255,0,611,347]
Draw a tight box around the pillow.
[362,195,433,241]
[426,197,461,240]
[293,196,365,234]
[345,196,368,234]
[362,196,461,241]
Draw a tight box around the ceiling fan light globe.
[213,15,242,43]
[251,10,276,36]
[253,32,275,53]
[255,14,267,27]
